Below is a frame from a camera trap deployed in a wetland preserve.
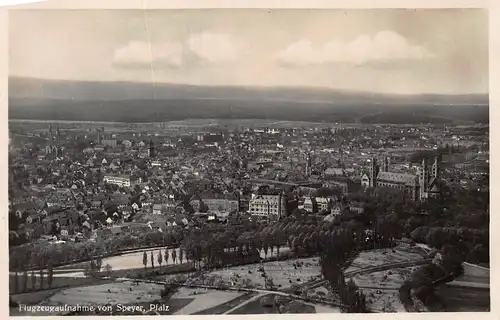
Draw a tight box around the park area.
[344,244,429,313]
[10,243,437,315]
[176,257,323,290]
[345,245,428,274]
[10,252,340,316]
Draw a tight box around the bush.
[215,279,228,290]
[398,282,413,306]
[104,264,113,277]
[260,296,274,307]
[414,285,433,302]
[160,283,178,299]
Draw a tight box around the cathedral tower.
[383,156,389,172]
[419,158,429,199]
[148,139,156,158]
[432,156,440,179]
[305,152,312,177]
[370,157,379,188]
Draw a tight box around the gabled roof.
[377,171,418,186]
[324,168,344,176]
[428,177,441,193]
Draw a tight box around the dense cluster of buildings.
[8,121,489,245]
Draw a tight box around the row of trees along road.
[11,261,54,294]
[142,247,185,271]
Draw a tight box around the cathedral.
[44,125,63,158]
[361,156,441,201]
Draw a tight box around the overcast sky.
[9,9,488,94]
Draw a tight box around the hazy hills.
[8,77,489,124]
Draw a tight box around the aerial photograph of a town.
[8,7,489,316]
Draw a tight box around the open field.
[9,275,114,295]
[345,246,427,274]
[352,267,417,290]
[178,257,322,290]
[341,245,428,313]
[350,267,416,312]
[228,293,316,314]
[10,280,162,316]
[46,280,163,306]
[170,287,247,315]
[361,288,405,313]
[193,292,259,315]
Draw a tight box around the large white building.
[103,175,140,188]
[249,193,286,219]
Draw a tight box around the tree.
[340,279,369,313]
[265,276,277,291]
[31,270,36,291]
[157,250,163,270]
[425,228,448,249]
[164,249,170,266]
[22,270,28,293]
[199,201,209,213]
[410,226,430,243]
[13,272,19,294]
[47,261,54,288]
[39,269,44,290]
[143,251,148,271]
[440,244,464,276]
[172,249,177,264]
[160,282,179,300]
[104,264,113,277]
[263,242,269,258]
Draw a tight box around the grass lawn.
[193,292,258,315]
[10,288,66,316]
[10,288,61,305]
[10,275,113,296]
[108,263,194,279]
[190,257,322,290]
[165,298,196,314]
[345,247,427,274]
[228,294,316,314]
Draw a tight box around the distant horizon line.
[9,75,489,97]
[8,118,489,127]
[9,96,490,107]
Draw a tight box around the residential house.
[303,197,316,213]
[103,175,141,187]
[324,167,345,178]
[152,200,177,215]
[315,197,332,213]
[190,193,239,213]
[349,201,365,214]
[122,140,133,148]
[303,197,331,213]
[330,202,345,216]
